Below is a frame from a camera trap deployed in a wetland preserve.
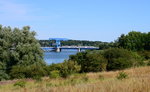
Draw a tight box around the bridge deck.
[41,46,99,52]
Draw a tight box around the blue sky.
[0,0,150,42]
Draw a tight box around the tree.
[117,31,149,51]
[0,25,46,79]
[0,25,13,79]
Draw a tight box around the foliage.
[116,71,128,80]
[10,63,46,79]
[138,50,150,60]
[0,25,45,80]
[117,31,150,51]
[103,48,144,70]
[39,40,102,47]
[0,61,10,81]
[13,80,26,88]
[49,70,60,78]
[0,70,10,81]
[46,63,62,75]
[59,60,81,78]
[147,60,150,66]
[46,60,81,78]
[70,51,107,72]
[69,48,144,72]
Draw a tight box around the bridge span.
[41,46,99,52]
[41,38,99,52]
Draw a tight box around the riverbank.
[1,66,150,92]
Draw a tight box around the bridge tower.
[49,38,69,52]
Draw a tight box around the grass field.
[0,66,150,92]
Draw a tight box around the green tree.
[117,31,149,51]
[0,25,46,79]
[0,25,13,79]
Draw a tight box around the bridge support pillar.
[56,48,61,52]
[78,48,81,52]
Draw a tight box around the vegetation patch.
[13,80,26,88]
[116,71,128,80]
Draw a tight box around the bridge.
[41,46,99,52]
[41,38,99,52]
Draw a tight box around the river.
[44,49,79,64]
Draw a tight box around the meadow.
[0,66,150,92]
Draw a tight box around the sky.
[0,0,150,42]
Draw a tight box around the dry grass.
[1,66,150,92]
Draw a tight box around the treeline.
[117,31,150,51]
[39,40,115,49]
[117,31,150,59]
[0,25,46,81]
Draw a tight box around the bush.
[10,63,47,79]
[0,71,10,81]
[69,48,144,72]
[49,70,60,78]
[14,80,26,88]
[33,76,42,81]
[104,48,144,70]
[83,52,107,72]
[138,50,150,60]
[69,51,107,72]
[46,63,62,75]
[116,71,128,80]
[59,60,81,78]
[147,60,150,66]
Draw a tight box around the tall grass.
[0,66,150,92]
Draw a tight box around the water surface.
[44,49,78,64]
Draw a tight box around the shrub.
[49,70,60,78]
[116,71,128,80]
[69,48,144,72]
[46,63,62,74]
[0,71,10,81]
[84,52,107,72]
[147,60,150,66]
[138,50,150,60]
[70,51,107,72]
[14,80,26,88]
[104,48,144,70]
[59,60,81,78]
[33,76,42,81]
[9,65,26,79]
[10,63,47,79]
